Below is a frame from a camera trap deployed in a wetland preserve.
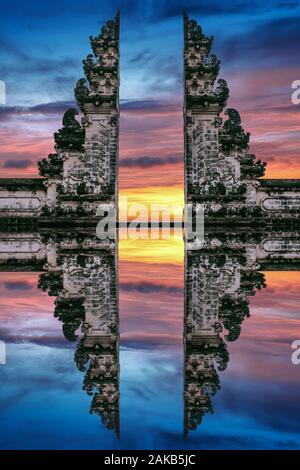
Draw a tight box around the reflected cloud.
[1,227,300,443]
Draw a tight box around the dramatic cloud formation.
[120,155,182,168]
[0,0,300,448]
[0,0,299,185]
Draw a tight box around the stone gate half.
[0,13,120,226]
[184,14,300,225]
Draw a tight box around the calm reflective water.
[1,234,300,450]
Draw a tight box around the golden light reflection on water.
[118,185,185,264]
[119,228,184,264]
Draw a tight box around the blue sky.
[1,0,300,105]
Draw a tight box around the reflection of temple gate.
[0,230,119,435]
[184,229,300,435]
[1,227,299,437]
[184,14,300,222]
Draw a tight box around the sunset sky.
[1,0,300,449]
[0,0,300,203]
[1,253,300,448]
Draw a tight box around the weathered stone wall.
[257,180,300,219]
[184,15,228,202]
[0,231,114,265]
[0,179,46,218]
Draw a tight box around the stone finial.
[90,11,120,56]
[184,14,213,52]
[75,12,120,110]
[184,15,227,109]
[184,14,218,75]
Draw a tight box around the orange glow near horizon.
[119,184,184,221]
[118,185,185,264]
[119,231,184,264]
[262,271,300,286]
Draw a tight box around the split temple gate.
[0,13,300,437]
